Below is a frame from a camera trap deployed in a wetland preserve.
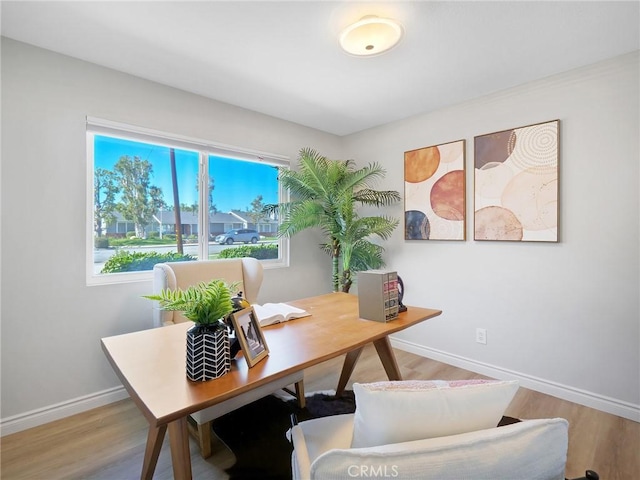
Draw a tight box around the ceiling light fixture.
[339,15,404,57]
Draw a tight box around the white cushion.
[303,417,568,480]
[351,379,519,448]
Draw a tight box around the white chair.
[289,414,570,480]
[152,257,305,458]
[289,380,571,480]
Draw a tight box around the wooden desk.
[101,292,441,480]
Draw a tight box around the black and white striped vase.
[185,322,231,381]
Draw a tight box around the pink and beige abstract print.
[474,120,559,242]
[404,140,465,240]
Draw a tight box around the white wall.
[345,51,639,420]
[0,38,338,431]
[1,38,638,433]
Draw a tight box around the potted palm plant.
[144,280,237,381]
[266,148,400,293]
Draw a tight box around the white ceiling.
[2,1,639,136]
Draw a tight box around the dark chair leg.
[566,470,599,480]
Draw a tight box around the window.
[87,117,289,285]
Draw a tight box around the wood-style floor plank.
[1,346,637,479]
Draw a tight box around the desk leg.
[373,336,402,381]
[167,417,192,480]
[141,424,166,480]
[336,347,364,397]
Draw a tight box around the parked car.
[214,229,260,245]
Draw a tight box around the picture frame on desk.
[231,306,269,367]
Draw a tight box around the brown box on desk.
[357,270,399,322]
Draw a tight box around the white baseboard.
[0,386,129,436]
[391,338,640,423]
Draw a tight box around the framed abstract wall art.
[404,139,466,241]
[474,120,559,242]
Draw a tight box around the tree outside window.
[88,126,286,283]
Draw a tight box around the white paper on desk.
[252,303,310,326]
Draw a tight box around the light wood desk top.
[101,292,442,479]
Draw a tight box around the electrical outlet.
[476,328,487,345]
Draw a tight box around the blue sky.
[94,135,279,212]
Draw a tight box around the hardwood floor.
[2,346,638,479]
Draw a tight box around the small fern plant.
[144,280,238,327]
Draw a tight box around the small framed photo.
[230,306,269,367]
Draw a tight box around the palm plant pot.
[185,323,231,381]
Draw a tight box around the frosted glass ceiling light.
[339,15,404,57]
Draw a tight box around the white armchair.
[152,258,305,458]
[152,257,263,327]
[289,380,569,480]
[289,414,569,480]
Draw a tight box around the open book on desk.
[252,303,311,327]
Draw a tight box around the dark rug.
[211,391,355,480]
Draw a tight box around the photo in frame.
[404,139,466,240]
[474,120,559,242]
[230,306,269,367]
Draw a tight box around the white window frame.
[86,117,290,286]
